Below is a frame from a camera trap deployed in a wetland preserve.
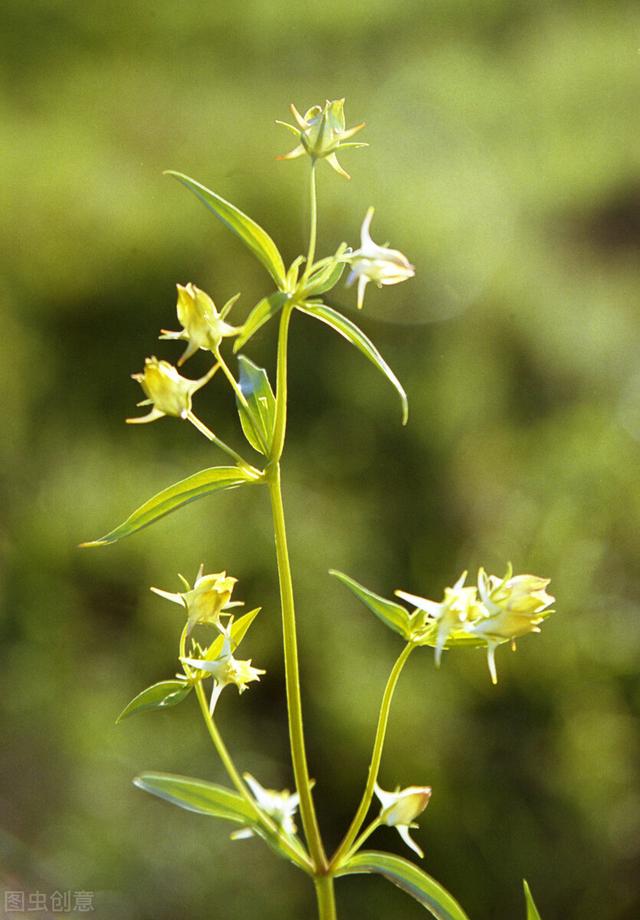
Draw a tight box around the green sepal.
[297,302,409,425]
[165,171,286,289]
[336,851,471,920]
[81,466,262,547]
[234,292,290,352]
[134,772,258,825]
[236,356,276,455]
[523,881,543,920]
[330,570,412,639]
[201,607,261,661]
[116,680,192,723]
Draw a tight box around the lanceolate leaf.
[330,570,412,639]
[202,608,261,662]
[297,302,409,424]
[523,881,543,920]
[134,772,258,825]
[337,851,471,920]
[303,257,346,297]
[81,466,261,547]
[116,680,192,723]
[236,356,276,455]
[165,171,286,288]
[234,292,290,352]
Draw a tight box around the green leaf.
[298,302,409,424]
[523,881,543,920]
[81,466,261,547]
[303,256,346,297]
[116,680,192,723]
[337,851,471,920]
[234,291,290,352]
[134,772,258,824]
[330,570,412,639]
[165,171,286,288]
[236,356,276,455]
[202,607,261,661]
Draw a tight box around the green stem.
[344,818,382,864]
[330,642,415,869]
[301,160,318,285]
[268,465,327,870]
[214,347,250,410]
[313,874,337,920]
[270,301,294,464]
[185,410,254,471]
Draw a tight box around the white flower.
[396,571,480,667]
[231,773,301,841]
[465,567,555,684]
[346,208,414,309]
[151,565,243,635]
[127,357,211,424]
[374,782,432,859]
[181,621,264,714]
[160,283,239,366]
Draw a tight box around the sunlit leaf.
[303,256,347,297]
[330,570,412,639]
[234,291,290,352]
[165,171,286,288]
[523,881,543,920]
[337,851,471,920]
[201,608,261,661]
[116,680,192,723]
[298,302,408,424]
[236,356,276,455]
[81,466,261,547]
[134,772,258,824]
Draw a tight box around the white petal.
[397,824,424,859]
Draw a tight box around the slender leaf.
[81,466,261,547]
[117,680,192,723]
[234,291,290,352]
[165,171,286,288]
[298,302,409,424]
[337,851,471,920]
[236,356,276,455]
[202,608,261,662]
[330,570,411,639]
[523,881,542,920]
[303,258,346,297]
[134,772,258,824]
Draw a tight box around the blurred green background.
[2,1,640,918]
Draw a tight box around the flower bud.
[396,571,481,666]
[346,208,414,309]
[127,357,211,424]
[232,774,300,840]
[277,98,367,178]
[151,565,242,635]
[374,783,432,859]
[160,283,239,365]
[465,566,555,683]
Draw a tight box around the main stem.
[330,642,415,868]
[313,874,337,920]
[268,466,326,871]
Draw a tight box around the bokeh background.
[2,2,640,918]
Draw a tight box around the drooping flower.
[181,621,265,714]
[151,565,242,635]
[396,571,481,666]
[464,566,555,684]
[231,773,301,841]
[277,98,367,178]
[374,782,432,859]
[160,283,240,365]
[346,208,414,309]
[127,357,212,424]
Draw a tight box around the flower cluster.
[397,566,555,683]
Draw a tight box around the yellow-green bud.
[128,357,202,424]
[277,98,367,179]
[160,283,239,365]
[374,783,432,859]
[151,566,242,635]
